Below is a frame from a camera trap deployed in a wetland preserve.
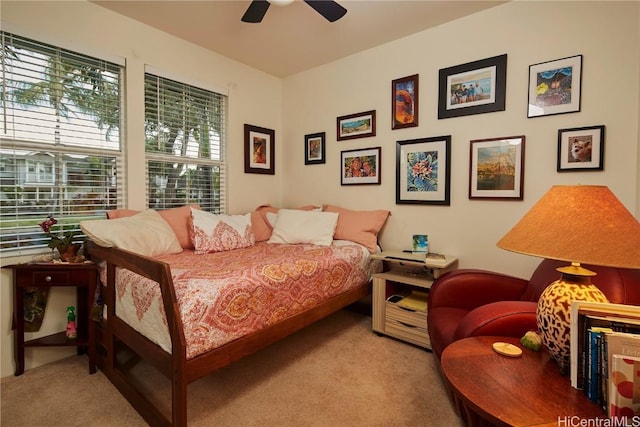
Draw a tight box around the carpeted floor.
[1,309,463,426]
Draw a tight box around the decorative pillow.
[80,209,183,257]
[322,204,390,253]
[191,209,255,253]
[267,209,339,246]
[106,205,200,249]
[252,204,320,242]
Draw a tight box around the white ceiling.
[92,0,506,78]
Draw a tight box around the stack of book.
[570,301,640,420]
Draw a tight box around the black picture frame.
[337,110,376,141]
[438,54,507,119]
[244,124,275,175]
[557,125,604,172]
[528,55,582,118]
[392,74,419,129]
[396,136,451,205]
[469,135,525,200]
[340,147,381,185]
[304,132,326,165]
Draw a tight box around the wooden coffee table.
[441,336,606,426]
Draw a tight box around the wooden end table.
[3,262,99,376]
[441,336,606,426]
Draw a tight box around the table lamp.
[497,185,640,373]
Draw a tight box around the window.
[144,69,226,214]
[0,32,124,254]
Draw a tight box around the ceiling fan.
[241,0,347,23]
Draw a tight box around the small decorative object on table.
[66,306,77,340]
[40,215,83,262]
[412,234,429,253]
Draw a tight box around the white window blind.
[0,32,124,254]
[144,71,226,214]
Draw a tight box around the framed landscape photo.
[392,74,418,129]
[396,136,451,205]
[304,132,326,165]
[340,147,381,185]
[469,135,525,200]
[337,110,376,141]
[528,55,582,118]
[557,125,604,172]
[244,124,275,175]
[438,54,507,119]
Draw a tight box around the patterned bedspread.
[105,241,373,360]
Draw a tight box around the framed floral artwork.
[557,125,604,172]
[396,136,451,205]
[244,124,275,174]
[304,132,325,165]
[337,110,376,141]
[469,135,525,200]
[438,54,507,119]
[392,74,418,129]
[341,147,381,185]
[528,55,582,118]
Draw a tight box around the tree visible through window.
[0,32,123,254]
[144,71,226,214]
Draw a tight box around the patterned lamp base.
[536,263,608,374]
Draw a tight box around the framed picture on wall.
[527,55,582,118]
[340,147,381,185]
[337,110,376,141]
[469,135,525,200]
[396,136,451,205]
[557,125,604,172]
[438,54,507,119]
[392,74,419,129]
[244,124,275,174]
[304,132,326,165]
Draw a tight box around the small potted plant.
[40,215,81,262]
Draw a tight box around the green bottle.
[66,306,77,340]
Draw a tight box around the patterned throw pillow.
[190,208,255,253]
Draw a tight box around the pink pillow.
[322,204,390,253]
[105,205,200,249]
[251,204,320,242]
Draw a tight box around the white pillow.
[191,209,255,253]
[80,209,183,257]
[267,209,339,246]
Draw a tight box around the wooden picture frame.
[396,136,451,205]
[337,110,376,141]
[438,54,507,119]
[392,74,418,129]
[340,147,381,185]
[244,124,275,175]
[304,132,326,165]
[469,135,525,200]
[557,125,604,172]
[528,55,582,118]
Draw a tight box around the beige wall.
[1,1,639,377]
[282,0,640,275]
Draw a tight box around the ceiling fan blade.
[241,0,271,23]
[304,0,347,22]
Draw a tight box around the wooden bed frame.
[85,240,372,426]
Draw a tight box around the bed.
[82,204,389,426]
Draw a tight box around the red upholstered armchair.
[427,259,640,361]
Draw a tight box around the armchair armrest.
[428,269,529,311]
[453,300,538,341]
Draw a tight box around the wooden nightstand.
[3,262,99,376]
[370,251,457,349]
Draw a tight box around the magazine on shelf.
[570,301,640,390]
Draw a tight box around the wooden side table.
[370,251,457,349]
[441,336,606,426]
[3,262,99,376]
